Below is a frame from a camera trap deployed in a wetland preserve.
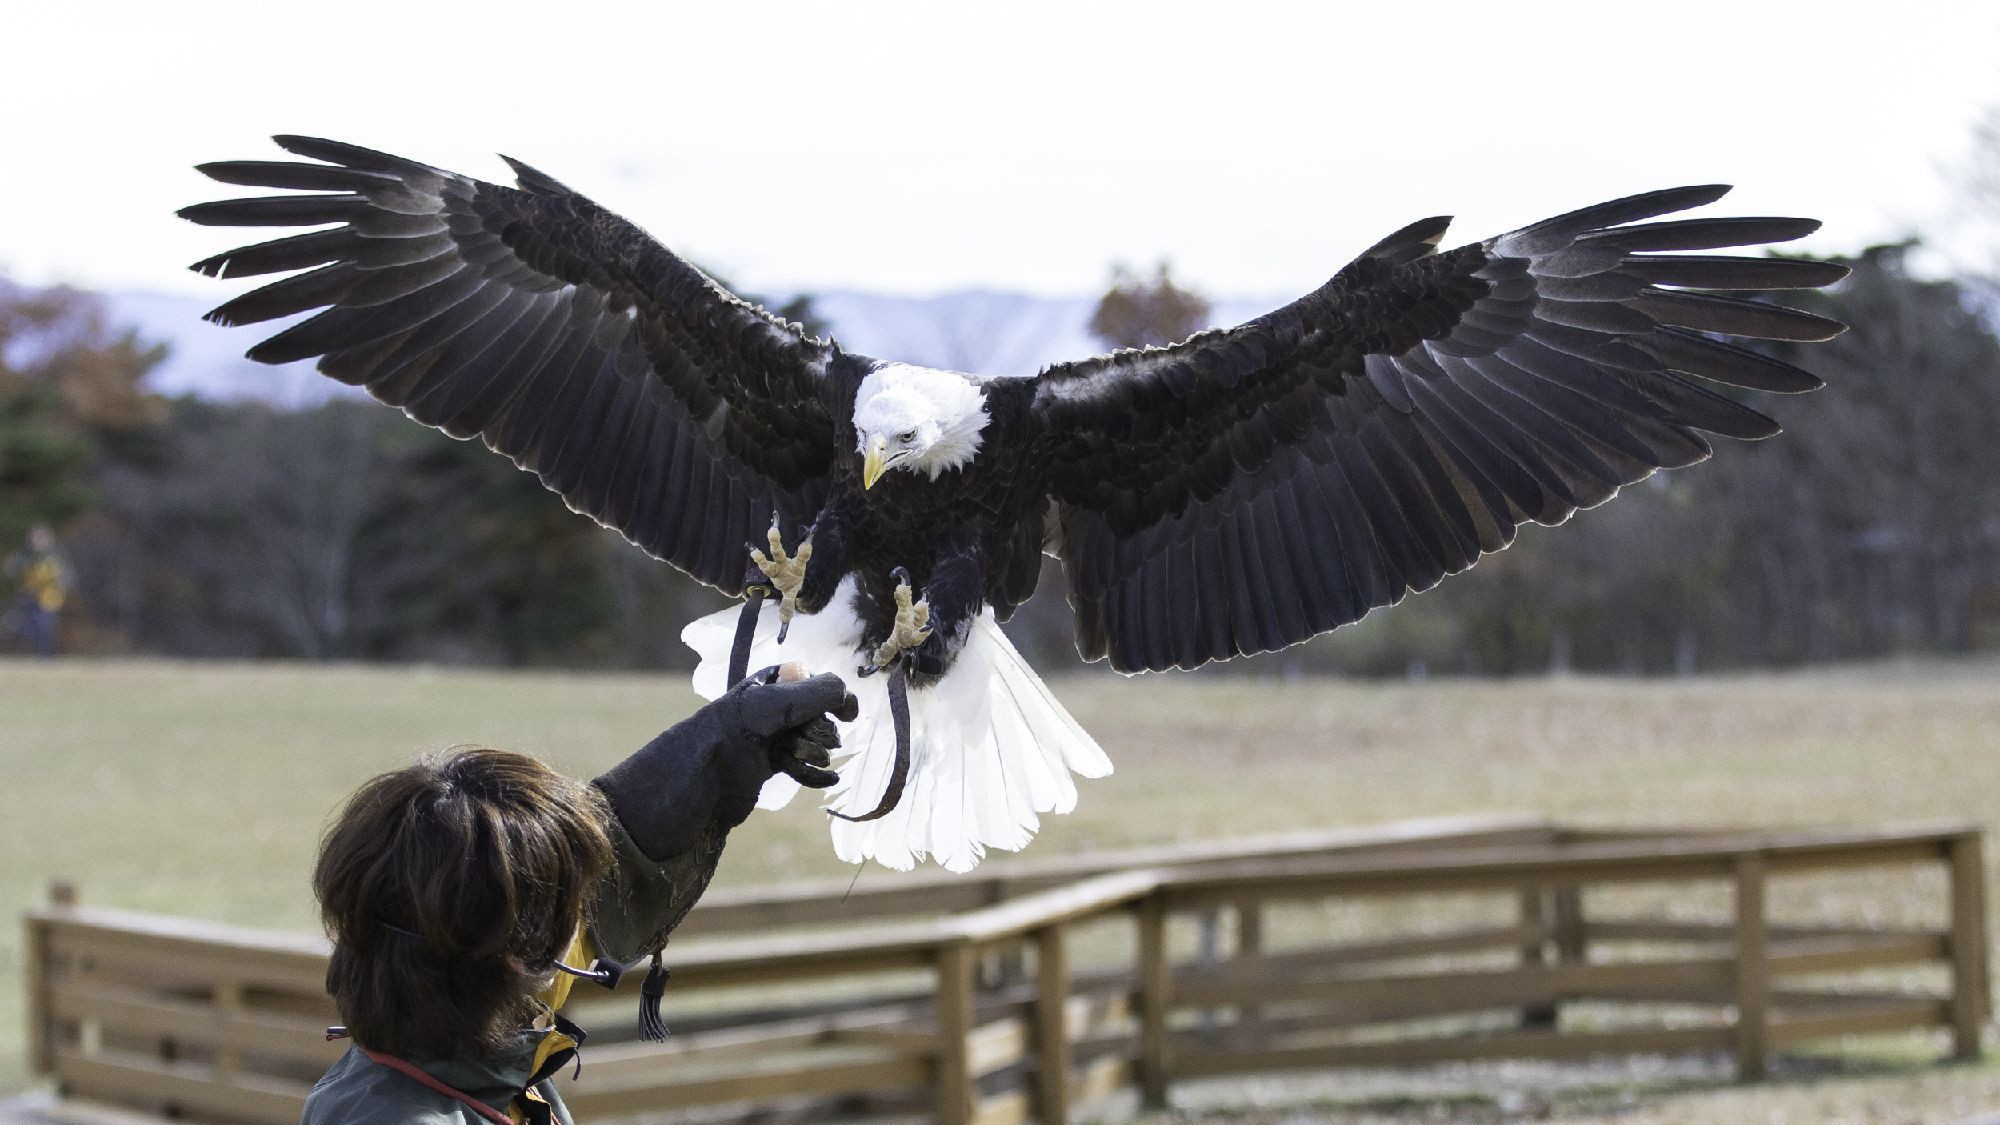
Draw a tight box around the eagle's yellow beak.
[862,435,888,490]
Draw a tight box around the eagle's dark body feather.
[183,138,1845,685]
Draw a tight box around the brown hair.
[314,746,614,1058]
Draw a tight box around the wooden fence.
[23,814,1988,1123]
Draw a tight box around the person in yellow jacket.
[7,525,70,658]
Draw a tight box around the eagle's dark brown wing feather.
[181,136,846,594]
[1030,186,1846,673]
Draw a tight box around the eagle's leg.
[861,567,932,676]
[747,517,812,643]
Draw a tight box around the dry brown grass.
[2,655,1997,1119]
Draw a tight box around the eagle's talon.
[747,520,811,639]
[868,571,932,671]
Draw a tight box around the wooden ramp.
[22,814,1988,1123]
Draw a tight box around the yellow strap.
[507,926,593,1122]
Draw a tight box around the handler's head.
[314,746,614,1058]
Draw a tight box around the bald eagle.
[182,137,1845,871]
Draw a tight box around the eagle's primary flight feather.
[183,137,1846,871]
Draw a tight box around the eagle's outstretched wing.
[180,136,844,594]
[1031,186,1847,673]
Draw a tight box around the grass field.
[4,656,1999,1121]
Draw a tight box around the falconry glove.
[593,669,857,863]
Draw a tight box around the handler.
[304,664,855,1124]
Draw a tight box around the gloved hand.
[593,665,858,862]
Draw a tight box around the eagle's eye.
[897,430,918,445]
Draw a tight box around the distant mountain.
[110,287,1287,403]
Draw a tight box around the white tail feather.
[682,578,1112,872]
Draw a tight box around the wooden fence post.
[1519,886,1555,1029]
[1235,897,1264,1048]
[1949,831,1989,1060]
[1734,853,1769,1080]
[1194,907,1222,1035]
[1034,925,1070,1124]
[1137,895,1171,1110]
[1550,883,1586,967]
[27,881,76,1076]
[935,941,975,1125]
[213,978,243,1082]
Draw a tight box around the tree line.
[2,238,1995,675]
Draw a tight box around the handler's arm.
[587,668,854,962]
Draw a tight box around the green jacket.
[304,1034,575,1125]
[301,818,729,1124]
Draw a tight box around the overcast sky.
[6,1,1998,302]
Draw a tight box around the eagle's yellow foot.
[867,568,931,673]
[748,520,811,642]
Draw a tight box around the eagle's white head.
[852,363,989,488]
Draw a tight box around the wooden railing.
[23,815,1988,1124]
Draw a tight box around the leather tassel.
[638,952,671,1042]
